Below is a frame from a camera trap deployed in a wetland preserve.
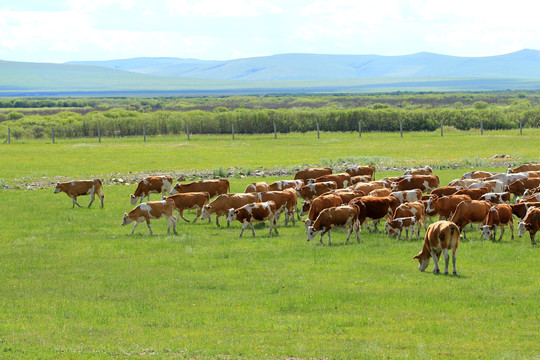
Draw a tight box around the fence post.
[440,121,443,137]
[480,121,483,135]
[7,126,10,144]
[520,120,523,135]
[232,122,235,140]
[143,124,146,142]
[358,121,361,138]
[316,122,320,139]
[273,121,277,139]
[186,124,190,140]
[52,127,55,144]
[98,126,101,143]
[400,121,403,138]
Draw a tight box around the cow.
[506,178,540,200]
[170,179,229,198]
[350,175,372,184]
[393,201,426,233]
[468,180,504,193]
[54,179,104,208]
[522,187,540,199]
[479,192,511,205]
[368,188,392,197]
[385,216,419,241]
[484,172,531,187]
[508,164,540,173]
[283,187,301,221]
[257,191,297,225]
[227,201,278,238]
[461,170,494,179]
[130,176,173,205]
[391,175,439,193]
[294,168,332,182]
[448,178,481,188]
[413,220,460,275]
[302,194,343,229]
[306,205,361,245]
[450,200,492,239]
[345,165,376,180]
[348,181,384,194]
[390,189,423,205]
[165,192,210,223]
[517,207,540,245]
[297,181,338,201]
[453,187,489,200]
[430,186,459,197]
[245,182,269,193]
[267,180,304,192]
[312,173,352,189]
[321,190,365,204]
[425,194,472,221]
[121,198,177,235]
[201,193,258,226]
[519,193,540,203]
[510,202,540,221]
[404,166,432,176]
[480,204,514,241]
[349,196,400,232]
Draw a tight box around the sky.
[0,0,539,63]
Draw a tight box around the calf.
[517,207,540,245]
[171,179,229,198]
[201,193,258,226]
[390,189,423,205]
[227,201,278,237]
[450,200,492,239]
[479,192,511,205]
[393,201,426,233]
[480,204,514,241]
[130,176,173,205]
[294,168,332,182]
[54,179,104,208]
[166,192,210,223]
[425,194,471,220]
[121,198,177,235]
[391,175,439,193]
[345,165,375,179]
[306,205,361,245]
[297,181,338,201]
[245,182,269,193]
[413,220,460,275]
[268,180,303,191]
[385,216,418,241]
[454,187,489,200]
[302,194,343,229]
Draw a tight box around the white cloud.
[65,0,134,12]
[166,0,282,17]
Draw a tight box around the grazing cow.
[521,186,540,199]
[510,202,540,221]
[257,191,297,225]
[54,179,104,208]
[390,189,423,205]
[404,166,432,176]
[121,198,176,235]
[312,173,352,189]
[345,165,376,180]
[425,194,472,221]
[368,188,392,197]
[165,192,210,223]
[479,192,511,205]
[201,193,258,226]
[297,181,338,201]
[268,180,304,192]
[349,196,400,232]
[227,201,278,237]
[393,201,426,233]
[294,168,332,182]
[517,207,540,245]
[506,178,540,200]
[480,204,514,241]
[385,216,419,241]
[413,221,460,275]
[391,175,439,193]
[130,176,173,205]
[450,200,492,239]
[350,175,372,184]
[454,187,489,200]
[170,179,229,198]
[306,205,361,245]
[302,194,343,229]
[430,186,459,197]
[244,182,269,193]
[461,170,494,179]
[508,164,540,173]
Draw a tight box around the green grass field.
[0,130,539,359]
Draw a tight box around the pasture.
[0,129,539,359]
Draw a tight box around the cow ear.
[413,254,420,260]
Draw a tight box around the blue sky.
[1,0,539,62]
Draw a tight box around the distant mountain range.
[1,50,540,96]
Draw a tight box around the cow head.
[170,184,182,195]
[300,201,311,216]
[385,221,396,237]
[226,208,238,223]
[53,183,61,194]
[130,194,139,205]
[480,225,495,240]
[306,226,320,242]
[413,253,430,272]
[518,222,527,238]
[200,205,211,220]
[121,213,132,226]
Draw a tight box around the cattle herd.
[53,163,540,275]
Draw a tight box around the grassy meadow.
[0,129,539,359]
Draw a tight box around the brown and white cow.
[510,202,540,221]
[519,193,540,203]
[302,194,343,230]
[170,179,229,198]
[297,181,338,201]
[461,170,494,179]
[480,204,514,241]
[312,173,352,189]
[349,196,400,232]
[404,166,432,176]
[430,186,459,198]
[257,191,297,225]
[121,198,177,235]
[390,189,423,205]
[479,192,511,205]
[450,200,492,239]
[227,201,278,237]
[393,201,426,233]
[468,180,504,193]
[294,168,332,182]
[508,164,540,173]
[165,192,210,223]
[385,216,419,241]
[484,172,531,187]
[350,175,372,184]
[306,205,361,245]
[201,193,258,226]
[448,178,481,188]
[391,175,439,193]
[368,188,392,197]
[348,181,384,194]
[130,176,173,205]
[517,207,540,245]
[267,180,304,192]
[244,182,269,193]
[425,194,472,220]
[323,189,365,204]
[345,165,375,180]
[413,220,460,275]
[453,187,489,200]
[54,179,104,208]
[506,178,540,199]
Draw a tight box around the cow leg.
[345,226,353,243]
[491,226,497,241]
[510,222,514,240]
[296,206,301,220]
[167,216,177,235]
[239,222,248,238]
[193,209,201,223]
[442,248,450,275]
[147,194,151,202]
[100,194,104,208]
[430,249,440,274]
[179,210,190,223]
[131,222,139,234]
[498,226,505,242]
[407,227,414,241]
[530,234,536,246]
[215,215,220,227]
[250,223,256,237]
[72,196,83,208]
[88,191,95,208]
[396,230,402,242]
[452,248,458,275]
[146,220,153,235]
[326,230,331,246]
[355,224,360,243]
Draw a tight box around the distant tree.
[473,101,489,110]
